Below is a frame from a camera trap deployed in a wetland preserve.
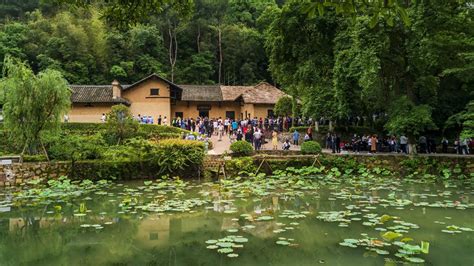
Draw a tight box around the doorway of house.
[199,110,209,118]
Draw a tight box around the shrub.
[152,139,205,176]
[225,157,257,175]
[105,104,139,144]
[230,141,254,156]
[301,141,322,154]
[61,123,105,135]
[102,138,154,161]
[45,133,106,160]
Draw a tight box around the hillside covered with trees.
[0,0,472,136]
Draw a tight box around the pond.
[0,167,473,265]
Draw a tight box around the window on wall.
[150,88,160,96]
[175,112,183,119]
[267,110,274,118]
[226,111,235,119]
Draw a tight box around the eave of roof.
[179,84,223,102]
[122,73,183,92]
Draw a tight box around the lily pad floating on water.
[339,242,357,248]
[205,239,218,244]
[381,231,403,241]
[227,253,239,258]
[276,240,291,246]
[233,237,248,243]
[206,245,219,249]
[256,215,273,221]
[405,257,425,263]
[217,242,233,248]
[217,248,234,254]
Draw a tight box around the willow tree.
[0,56,71,158]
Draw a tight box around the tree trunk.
[196,24,201,53]
[168,26,178,83]
[217,27,222,85]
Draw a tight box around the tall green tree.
[0,56,70,157]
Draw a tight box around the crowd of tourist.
[325,133,472,155]
[99,113,471,155]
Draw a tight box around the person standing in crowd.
[351,134,360,153]
[232,119,238,134]
[272,130,278,150]
[253,129,262,150]
[163,116,167,126]
[213,119,219,136]
[218,123,224,141]
[326,133,331,149]
[236,127,243,141]
[307,126,313,140]
[245,125,253,143]
[64,114,69,123]
[282,138,291,150]
[419,135,427,153]
[157,115,162,125]
[293,129,300,145]
[101,113,106,123]
[370,134,378,154]
[441,137,448,153]
[460,138,470,155]
[400,134,408,154]
[335,134,341,153]
[428,137,436,153]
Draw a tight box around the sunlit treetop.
[53,0,194,28]
[299,0,473,27]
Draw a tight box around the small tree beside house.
[0,56,71,159]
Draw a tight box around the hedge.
[61,122,188,137]
[230,141,254,156]
[301,141,322,154]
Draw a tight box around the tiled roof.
[69,79,285,105]
[221,85,253,101]
[243,82,286,104]
[180,85,223,101]
[221,82,284,104]
[69,85,130,105]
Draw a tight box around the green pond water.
[0,171,473,266]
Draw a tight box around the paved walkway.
[207,133,472,158]
[207,134,300,155]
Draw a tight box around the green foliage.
[300,141,322,154]
[460,101,474,139]
[385,96,437,139]
[22,154,48,162]
[102,138,154,162]
[152,139,205,176]
[55,0,195,29]
[230,140,254,156]
[274,96,293,117]
[45,133,105,161]
[104,104,139,144]
[302,1,413,27]
[225,157,257,176]
[265,1,472,136]
[0,3,272,85]
[0,56,70,154]
[446,100,474,139]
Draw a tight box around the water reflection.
[0,178,473,266]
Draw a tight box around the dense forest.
[0,0,473,136]
[0,0,279,85]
